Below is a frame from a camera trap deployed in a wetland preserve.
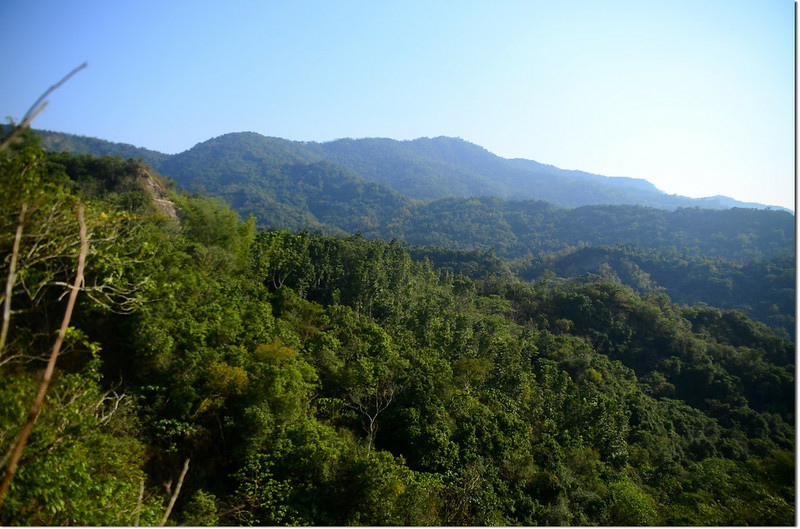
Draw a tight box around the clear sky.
[1,0,795,209]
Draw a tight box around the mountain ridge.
[78,130,789,261]
[36,129,791,212]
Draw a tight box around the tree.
[252,230,313,293]
[0,206,86,500]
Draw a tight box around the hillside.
[0,138,793,525]
[38,128,171,166]
[512,244,795,338]
[37,129,788,211]
[314,136,776,210]
[381,198,793,262]
[34,129,795,335]
[35,130,794,263]
[156,132,414,233]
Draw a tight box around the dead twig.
[159,458,190,526]
[0,63,87,153]
[0,204,27,353]
[0,205,88,510]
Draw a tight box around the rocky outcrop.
[138,168,178,219]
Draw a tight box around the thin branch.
[159,458,190,527]
[0,204,27,354]
[22,63,88,124]
[133,479,145,526]
[346,381,395,459]
[0,63,87,153]
[0,388,127,478]
[0,204,88,510]
[95,391,126,426]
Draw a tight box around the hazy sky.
[1,1,795,209]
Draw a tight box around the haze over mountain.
[38,130,789,212]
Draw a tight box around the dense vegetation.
[313,136,773,209]
[0,133,794,525]
[512,244,795,339]
[36,130,797,336]
[39,129,783,210]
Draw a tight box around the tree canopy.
[0,139,793,525]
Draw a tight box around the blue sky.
[1,0,795,209]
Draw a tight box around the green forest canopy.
[36,129,796,338]
[0,136,794,525]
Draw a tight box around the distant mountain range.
[32,128,796,337]
[37,130,789,212]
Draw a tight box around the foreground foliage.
[0,141,794,525]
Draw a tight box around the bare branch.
[0,204,88,509]
[95,391,126,426]
[133,479,145,526]
[0,63,87,153]
[346,380,395,458]
[0,204,27,354]
[159,458,190,526]
[22,63,88,124]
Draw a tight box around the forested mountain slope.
[379,199,794,337]
[313,135,778,209]
[513,245,796,338]
[37,128,170,165]
[37,129,788,211]
[379,197,793,262]
[0,137,793,525]
[156,132,415,233]
[34,129,795,335]
[36,131,795,263]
